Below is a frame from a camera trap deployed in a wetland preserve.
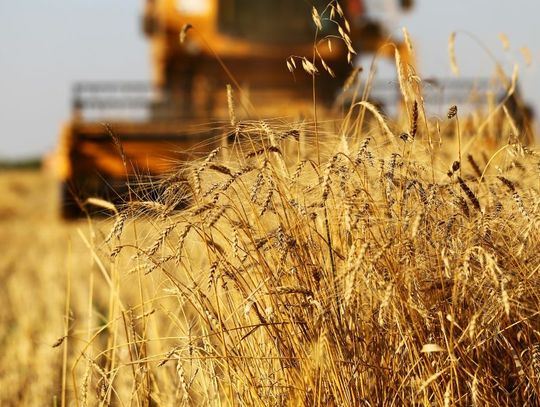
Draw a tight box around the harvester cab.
[58,0,414,218]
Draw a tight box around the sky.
[0,0,538,159]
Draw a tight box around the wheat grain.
[448,32,459,74]
[458,177,481,212]
[226,84,236,127]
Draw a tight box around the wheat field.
[89,108,540,406]
[0,170,89,405]
[4,103,539,406]
[2,19,540,407]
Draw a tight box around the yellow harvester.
[57,0,414,218]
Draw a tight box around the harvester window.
[218,0,329,44]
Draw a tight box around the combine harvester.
[57,0,417,218]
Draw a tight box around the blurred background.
[0,0,537,160]
[0,0,540,163]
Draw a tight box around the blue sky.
[0,1,538,158]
